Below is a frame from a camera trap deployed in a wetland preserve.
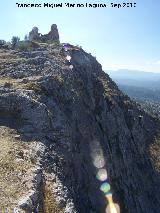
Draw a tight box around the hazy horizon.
[106,69,160,73]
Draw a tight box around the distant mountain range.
[107,69,160,102]
[107,69,160,89]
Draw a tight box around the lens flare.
[106,203,120,213]
[69,65,74,70]
[93,155,105,168]
[66,55,71,61]
[91,140,105,168]
[100,182,111,194]
[105,192,113,204]
[106,192,112,198]
[90,140,120,213]
[96,169,108,181]
[63,43,69,51]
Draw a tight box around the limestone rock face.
[0,42,160,212]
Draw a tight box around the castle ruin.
[29,24,59,42]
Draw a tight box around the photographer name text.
[16,2,136,8]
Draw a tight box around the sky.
[0,0,160,73]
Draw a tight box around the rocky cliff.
[0,37,160,213]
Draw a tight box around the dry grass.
[43,182,65,213]
[0,125,65,212]
[0,77,16,85]
[0,77,25,89]
[0,52,19,60]
[149,134,160,171]
[0,127,34,210]
[23,82,42,93]
[0,77,42,91]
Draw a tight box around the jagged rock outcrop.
[0,39,160,213]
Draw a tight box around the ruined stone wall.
[29,24,59,42]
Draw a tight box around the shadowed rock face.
[0,42,160,213]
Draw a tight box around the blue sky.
[1,0,160,72]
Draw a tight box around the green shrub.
[11,36,20,48]
[17,41,39,51]
[17,41,31,51]
[0,40,6,45]
[24,34,29,41]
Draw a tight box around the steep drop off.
[0,42,160,213]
